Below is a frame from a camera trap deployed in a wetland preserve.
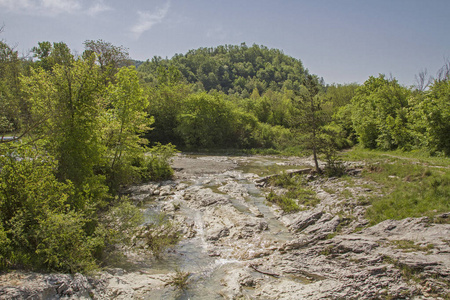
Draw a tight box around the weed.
[323,187,336,194]
[340,189,353,199]
[139,213,181,257]
[390,240,434,253]
[319,245,334,256]
[166,269,191,291]
[266,190,300,213]
[382,255,422,283]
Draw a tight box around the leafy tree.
[351,75,411,150]
[0,41,22,137]
[31,41,74,71]
[0,145,98,272]
[102,66,153,191]
[176,92,236,149]
[145,68,193,145]
[83,39,131,83]
[22,55,107,208]
[291,75,328,173]
[416,76,450,155]
[138,43,308,97]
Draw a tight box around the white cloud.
[131,1,171,39]
[42,0,81,14]
[0,0,35,11]
[87,0,112,17]
[0,0,112,16]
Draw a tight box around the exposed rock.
[2,155,449,300]
[284,210,323,232]
[184,187,231,208]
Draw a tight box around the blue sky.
[1,0,449,86]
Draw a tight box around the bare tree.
[436,58,450,82]
[415,68,433,91]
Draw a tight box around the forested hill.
[138,43,313,97]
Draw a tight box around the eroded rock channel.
[1,154,449,299]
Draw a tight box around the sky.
[1,0,449,86]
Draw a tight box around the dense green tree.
[83,39,131,83]
[176,92,237,149]
[138,44,308,97]
[415,76,450,155]
[22,55,107,208]
[102,66,153,190]
[0,41,22,136]
[32,41,74,71]
[351,75,411,150]
[0,145,98,272]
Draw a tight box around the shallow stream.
[125,155,310,299]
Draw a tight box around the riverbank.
[1,153,449,299]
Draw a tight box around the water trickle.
[123,155,308,298]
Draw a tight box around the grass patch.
[391,240,434,253]
[340,148,450,225]
[266,173,318,213]
[322,187,336,194]
[382,255,423,283]
[339,189,353,199]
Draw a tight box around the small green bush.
[142,143,177,181]
[139,213,180,258]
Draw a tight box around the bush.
[142,143,177,181]
[35,212,99,273]
[0,145,98,272]
[138,213,180,258]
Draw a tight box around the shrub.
[0,146,98,272]
[138,213,180,258]
[143,143,177,181]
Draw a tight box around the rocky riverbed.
[1,154,449,299]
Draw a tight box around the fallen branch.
[249,264,280,278]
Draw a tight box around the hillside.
[138,43,314,97]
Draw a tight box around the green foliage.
[341,151,450,224]
[266,173,318,213]
[0,41,22,135]
[142,143,177,181]
[145,82,193,145]
[0,40,178,273]
[83,39,130,83]
[31,41,74,70]
[351,75,411,150]
[102,66,153,191]
[250,122,293,149]
[140,213,181,258]
[176,92,237,149]
[22,56,106,205]
[97,198,144,248]
[418,78,450,155]
[138,44,308,97]
[266,191,300,213]
[35,211,99,273]
[0,145,97,272]
[167,269,191,291]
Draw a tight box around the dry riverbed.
[1,154,449,299]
